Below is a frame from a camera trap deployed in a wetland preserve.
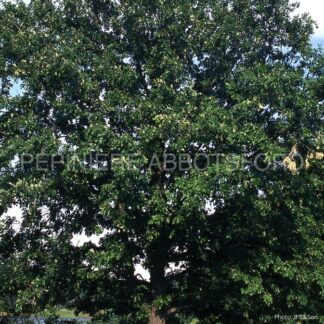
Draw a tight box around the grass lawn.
[57,308,90,319]
[0,307,90,320]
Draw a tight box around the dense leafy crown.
[0,0,323,322]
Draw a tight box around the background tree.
[0,0,323,322]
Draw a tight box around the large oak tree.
[0,0,323,322]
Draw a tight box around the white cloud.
[295,0,324,38]
[1,206,23,231]
[71,229,109,247]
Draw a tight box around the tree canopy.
[0,0,323,322]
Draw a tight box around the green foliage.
[0,0,323,322]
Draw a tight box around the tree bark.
[149,265,167,324]
[149,307,166,324]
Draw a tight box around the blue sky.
[298,0,324,43]
[312,37,324,47]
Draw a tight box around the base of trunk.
[149,307,166,324]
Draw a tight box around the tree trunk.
[149,307,166,324]
[149,264,167,324]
